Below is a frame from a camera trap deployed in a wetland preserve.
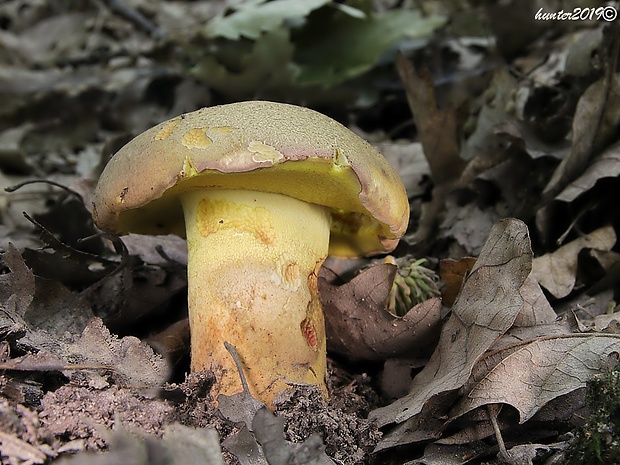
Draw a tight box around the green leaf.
[294,9,447,87]
[190,28,299,99]
[204,0,331,40]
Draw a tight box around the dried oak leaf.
[370,218,532,427]
[1,318,168,389]
[54,423,225,465]
[320,264,441,361]
[438,256,477,308]
[65,317,168,388]
[512,275,557,328]
[408,443,488,465]
[450,333,620,423]
[220,402,335,465]
[0,430,48,464]
[556,139,620,203]
[395,52,463,184]
[252,407,335,465]
[544,72,620,200]
[532,225,616,299]
[1,243,95,350]
[0,243,34,339]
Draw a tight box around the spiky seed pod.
[385,256,441,316]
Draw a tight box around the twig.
[224,341,251,395]
[5,179,84,204]
[487,404,512,463]
[99,0,164,40]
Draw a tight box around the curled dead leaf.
[438,256,477,308]
[320,264,441,361]
[371,218,532,427]
[450,333,620,423]
[532,225,616,299]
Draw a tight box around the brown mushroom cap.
[92,101,409,257]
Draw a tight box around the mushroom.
[92,101,409,408]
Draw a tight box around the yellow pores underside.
[181,189,330,408]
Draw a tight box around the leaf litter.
[2,2,620,465]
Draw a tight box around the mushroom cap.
[92,101,409,257]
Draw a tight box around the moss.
[565,365,620,464]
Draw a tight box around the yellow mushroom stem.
[180,188,331,408]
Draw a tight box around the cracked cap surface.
[92,100,409,257]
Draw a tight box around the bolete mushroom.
[92,101,409,408]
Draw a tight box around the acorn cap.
[92,101,409,257]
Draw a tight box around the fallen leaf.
[203,0,330,41]
[476,152,556,220]
[0,243,35,316]
[373,141,430,198]
[556,139,620,203]
[504,441,568,465]
[544,72,620,199]
[370,218,532,427]
[490,320,572,352]
[216,342,264,431]
[163,424,226,465]
[121,234,188,267]
[406,443,487,465]
[513,275,557,327]
[252,407,335,465]
[54,423,225,465]
[439,201,501,255]
[450,333,620,423]
[222,426,266,465]
[395,52,463,184]
[2,318,169,389]
[221,400,335,465]
[0,244,33,340]
[495,119,569,160]
[438,257,477,308]
[460,69,518,162]
[65,318,168,388]
[320,264,441,361]
[0,430,47,464]
[532,225,616,299]
[594,312,620,332]
[372,402,446,453]
[296,10,447,88]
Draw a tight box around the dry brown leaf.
[395,52,463,184]
[370,218,532,427]
[0,318,168,388]
[438,201,501,256]
[544,72,620,199]
[490,320,573,353]
[450,333,620,423]
[372,400,446,453]
[54,423,225,465]
[1,244,95,348]
[320,264,441,361]
[408,443,487,465]
[513,275,557,327]
[505,442,569,465]
[594,312,620,332]
[556,139,620,203]
[532,225,616,299]
[0,430,48,464]
[0,243,35,317]
[66,317,168,388]
[438,257,477,308]
[460,69,518,163]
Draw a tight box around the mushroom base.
[180,189,331,408]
